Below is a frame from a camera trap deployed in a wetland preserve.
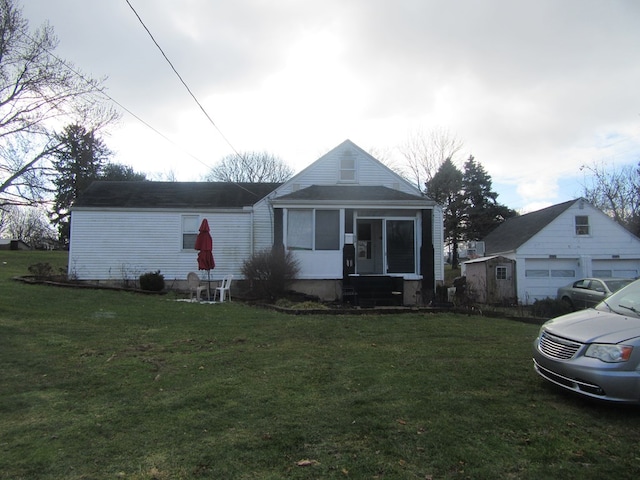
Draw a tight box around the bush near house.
[139,270,165,291]
[241,247,300,300]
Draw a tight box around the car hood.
[543,309,640,344]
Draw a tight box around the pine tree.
[426,158,464,268]
[51,124,112,243]
[461,155,516,241]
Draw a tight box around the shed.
[463,255,516,305]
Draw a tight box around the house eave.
[271,199,434,208]
[71,206,250,214]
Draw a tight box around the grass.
[2,251,640,479]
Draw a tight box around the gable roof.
[483,199,577,254]
[272,185,433,205]
[284,139,427,198]
[72,181,282,209]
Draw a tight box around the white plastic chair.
[187,272,208,301]
[214,275,233,302]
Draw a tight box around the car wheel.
[561,296,574,311]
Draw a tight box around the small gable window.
[182,215,199,249]
[340,152,356,182]
[575,215,590,236]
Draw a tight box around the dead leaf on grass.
[296,459,319,467]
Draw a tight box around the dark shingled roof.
[273,185,431,203]
[483,199,578,254]
[72,181,282,209]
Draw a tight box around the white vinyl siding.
[69,210,251,281]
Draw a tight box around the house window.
[340,153,356,182]
[287,209,313,250]
[496,266,507,280]
[182,215,199,249]
[575,215,590,235]
[315,210,340,250]
[287,209,340,251]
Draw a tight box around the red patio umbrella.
[194,218,215,299]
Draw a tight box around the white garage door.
[523,258,578,301]
[592,259,639,279]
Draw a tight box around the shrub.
[139,270,165,291]
[28,262,54,280]
[241,247,300,301]
[530,297,572,318]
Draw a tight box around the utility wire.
[125,0,245,161]
[23,30,213,171]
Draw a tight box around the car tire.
[561,296,574,311]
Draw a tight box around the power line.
[125,0,245,161]
[22,30,213,172]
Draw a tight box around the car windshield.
[603,279,633,292]
[597,279,640,317]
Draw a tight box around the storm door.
[386,220,415,273]
[356,220,383,274]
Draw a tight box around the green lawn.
[2,251,640,479]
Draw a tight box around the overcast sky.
[21,0,640,212]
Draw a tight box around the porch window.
[287,209,340,251]
[575,215,590,235]
[315,210,340,250]
[182,215,199,249]
[287,209,313,250]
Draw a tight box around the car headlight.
[585,344,633,363]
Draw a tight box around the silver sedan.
[534,279,640,403]
[557,277,633,310]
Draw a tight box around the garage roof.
[483,199,577,254]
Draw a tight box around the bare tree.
[0,205,56,248]
[205,151,294,183]
[397,128,464,189]
[0,0,114,208]
[581,160,640,236]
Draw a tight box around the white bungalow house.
[69,140,444,305]
[463,198,640,304]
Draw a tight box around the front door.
[356,220,383,274]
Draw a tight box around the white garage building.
[479,198,640,304]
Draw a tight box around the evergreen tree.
[426,158,464,268]
[461,155,516,241]
[101,163,147,181]
[51,124,112,243]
